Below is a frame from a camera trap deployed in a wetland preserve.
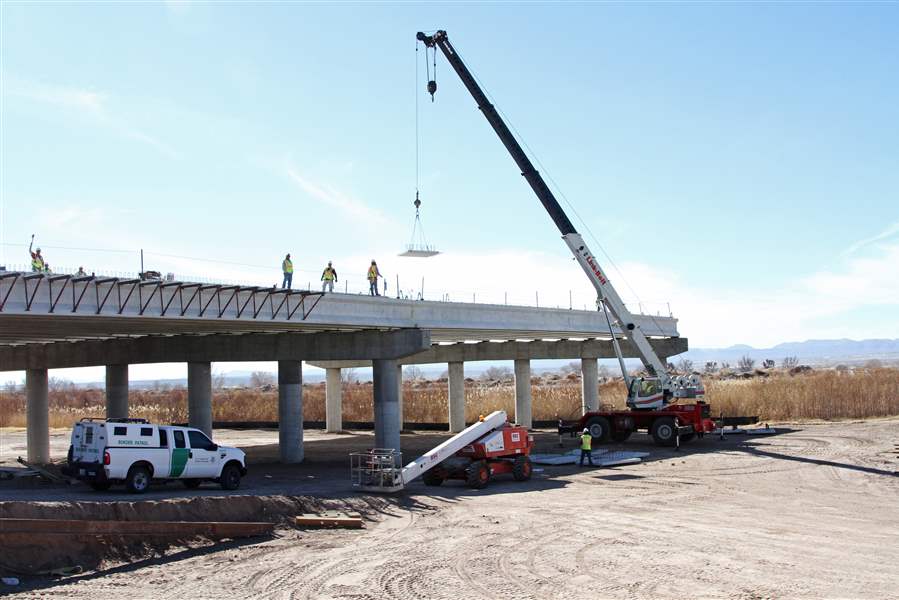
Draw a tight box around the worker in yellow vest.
[281,254,293,289]
[321,261,338,293]
[367,260,382,296]
[29,236,45,273]
[578,428,595,467]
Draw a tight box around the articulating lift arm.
[416,30,669,383]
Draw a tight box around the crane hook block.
[427,80,437,101]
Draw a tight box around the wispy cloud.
[285,166,391,227]
[843,220,899,256]
[7,79,180,159]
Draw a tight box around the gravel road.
[2,419,897,599]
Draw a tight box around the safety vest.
[322,268,335,281]
[367,266,379,281]
[31,256,44,272]
[581,433,592,451]
[283,259,293,274]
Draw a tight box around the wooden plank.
[0,518,274,538]
[295,513,364,529]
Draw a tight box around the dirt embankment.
[0,494,392,575]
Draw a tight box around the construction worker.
[579,428,595,467]
[28,237,45,273]
[321,261,337,293]
[76,266,87,277]
[281,254,293,289]
[367,260,382,296]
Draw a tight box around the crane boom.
[417,30,669,382]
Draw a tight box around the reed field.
[1,368,897,429]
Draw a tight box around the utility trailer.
[351,411,534,492]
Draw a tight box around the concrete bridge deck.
[0,271,677,345]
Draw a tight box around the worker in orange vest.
[367,260,382,296]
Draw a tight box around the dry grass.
[1,369,897,429]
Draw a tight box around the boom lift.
[417,30,714,445]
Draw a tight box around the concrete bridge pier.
[372,359,400,458]
[325,367,342,433]
[188,361,213,437]
[581,358,599,414]
[105,364,129,419]
[278,360,304,463]
[514,359,532,428]
[26,368,50,464]
[397,364,405,431]
[448,362,465,433]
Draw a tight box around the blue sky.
[2,1,898,381]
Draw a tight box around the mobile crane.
[417,30,716,446]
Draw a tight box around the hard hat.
[36,247,41,252]
[583,428,589,433]
[371,259,376,263]
[328,261,332,265]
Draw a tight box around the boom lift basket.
[350,449,405,493]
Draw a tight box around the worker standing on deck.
[282,254,293,289]
[367,260,382,296]
[579,428,594,467]
[76,266,87,277]
[28,236,45,273]
[321,261,338,293]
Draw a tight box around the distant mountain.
[680,338,899,367]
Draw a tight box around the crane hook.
[427,80,437,101]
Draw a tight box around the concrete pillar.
[187,361,212,437]
[26,369,49,464]
[372,359,401,457]
[325,367,342,433]
[514,359,532,429]
[397,364,404,431]
[105,364,129,419]
[581,358,600,414]
[278,360,304,463]
[447,361,465,433]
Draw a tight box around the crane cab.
[627,377,667,410]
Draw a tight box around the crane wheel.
[651,417,677,446]
[585,416,612,442]
[512,456,532,481]
[466,461,490,489]
[422,469,444,487]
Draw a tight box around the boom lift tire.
[125,464,151,494]
[651,417,678,447]
[466,460,490,489]
[422,469,444,486]
[585,416,612,442]
[512,456,532,481]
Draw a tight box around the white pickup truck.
[64,418,247,493]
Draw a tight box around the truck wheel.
[422,469,444,487]
[220,463,242,491]
[183,479,202,489]
[512,456,532,481]
[125,465,151,494]
[611,430,632,443]
[585,416,611,442]
[651,417,677,446]
[466,461,490,489]
[89,481,112,491]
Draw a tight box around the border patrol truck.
[64,418,247,493]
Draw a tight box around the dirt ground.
[1,419,897,599]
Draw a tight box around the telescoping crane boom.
[417,30,703,411]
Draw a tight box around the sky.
[1,1,898,382]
